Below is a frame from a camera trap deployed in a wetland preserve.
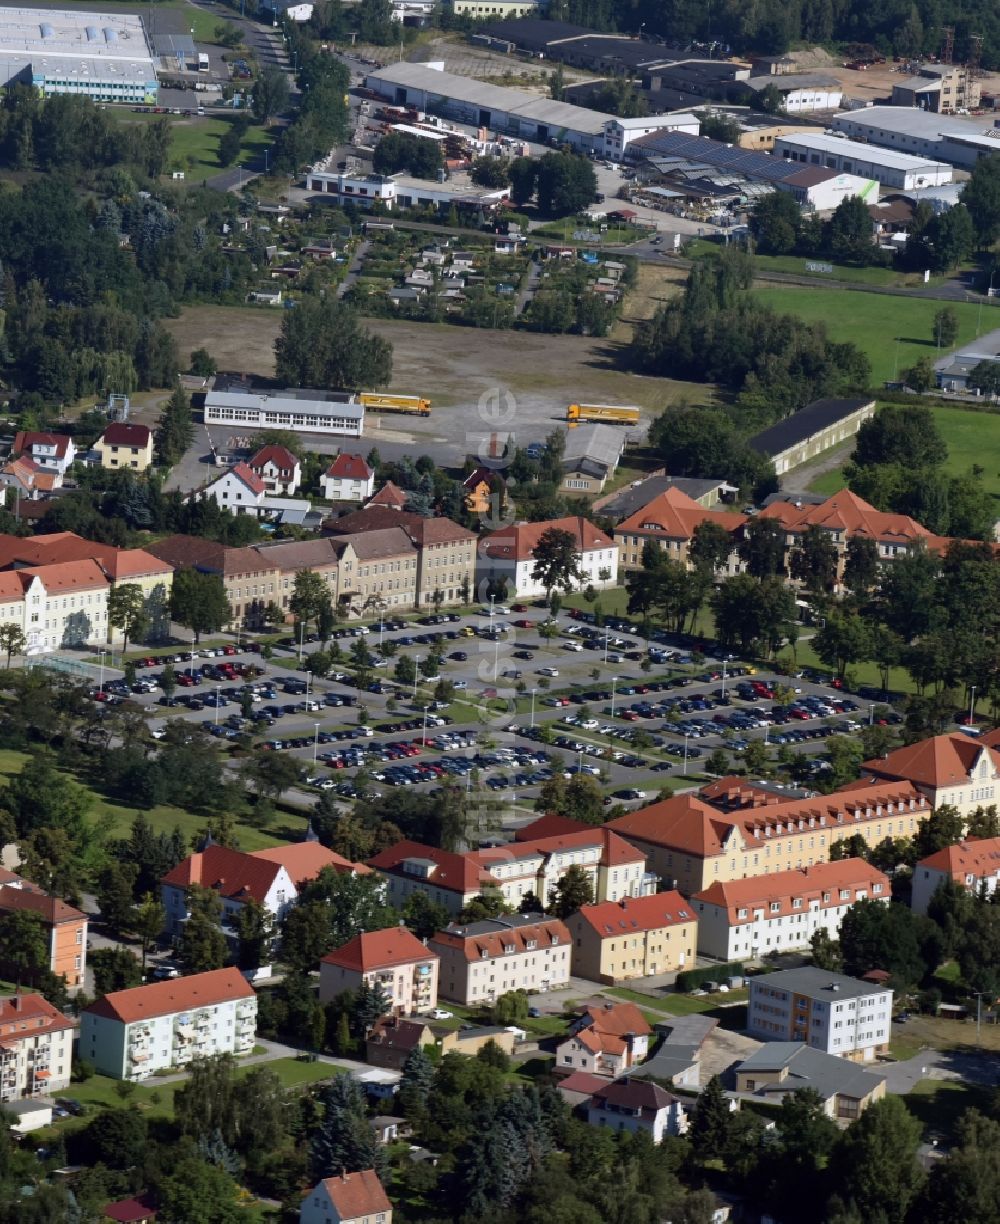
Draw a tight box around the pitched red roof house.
[99,423,152,448]
[367,481,407,509]
[861,732,1000,790]
[162,844,285,905]
[326,453,373,481]
[100,1192,158,1223]
[84,968,254,1024]
[13,431,71,459]
[478,514,614,563]
[227,462,266,497]
[248,444,299,475]
[694,859,890,922]
[322,927,433,973]
[366,840,489,898]
[758,488,931,548]
[308,1170,392,1222]
[250,842,370,884]
[570,890,695,938]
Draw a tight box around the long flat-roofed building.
[0,7,158,103]
[204,386,365,437]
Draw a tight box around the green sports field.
[753,286,997,385]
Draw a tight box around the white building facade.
[204,389,365,437]
[321,454,375,502]
[603,113,699,160]
[428,914,571,1005]
[748,967,893,1062]
[477,515,619,599]
[911,836,1000,914]
[0,994,74,1104]
[773,131,953,190]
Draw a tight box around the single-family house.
[12,431,76,476]
[94,424,154,472]
[322,454,375,503]
[299,1169,392,1224]
[0,456,59,498]
[556,1002,651,1078]
[195,463,267,517]
[101,1191,159,1223]
[365,1015,435,1070]
[319,927,439,1016]
[247,444,302,495]
[586,1077,689,1142]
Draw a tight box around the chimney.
[830,984,840,992]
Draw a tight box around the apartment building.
[747,967,893,1062]
[477,515,619,599]
[319,927,439,1016]
[321,454,375,503]
[614,487,746,572]
[0,993,74,1103]
[692,860,890,961]
[369,829,653,916]
[428,914,571,1004]
[861,732,1000,819]
[94,423,154,472]
[0,886,88,990]
[566,891,697,984]
[339,530,419,612]
[911,836,1000,914]
[607,783,927,897]
[80,967,258,1080]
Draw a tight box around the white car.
[453,680,468,690]
[494,605,511,615]
[429,1008,453,1020]
[581,719,599,731]
[562,642,583,652]
[308,777,335,790]
[536,667,559,677]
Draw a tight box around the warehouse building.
[0,7,157,103]
[749,397,876,476]
[830,106,1000,170]
[773,131,952,191]
[204,385,365,438]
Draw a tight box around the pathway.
[336,239,371,299]
[147,1036,369,1086]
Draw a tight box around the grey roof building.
[748,396,876,478]
[559,423,627,493]
[595,474,733,521]
[752,966,888,1003]
[734,1042,887,1118]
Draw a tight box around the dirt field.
[611,264,686,343]
[165,305,710,463]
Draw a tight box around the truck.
[566,403,640,426]
[359,393,431,417]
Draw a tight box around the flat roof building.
[830,105,1000,169]
[204,387,365,437]
[0,7,157,103]
[773,131,952,191]
[748,967,893,1061]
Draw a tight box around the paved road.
[516,262,541,316]
[336,239,371,299]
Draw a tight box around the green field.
[753,286,997,386]
[116,112,274,183]
[809,403,1000,504]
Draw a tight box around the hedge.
[676,962,745,992]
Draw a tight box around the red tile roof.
[145,534,225,572]
[615,487,745,542]
[322,925,435,972]
[101,1193,158,1223]
[102,548,173,581]
[367,840,489,895]
[226,462,266,497]
[513,813,591,842]
[470,827,643,877]
[0,992,76,1042]
[429,916,570,962]
[251,842,370,885]
[326,453,373,481]
[0,886,85,926]
[693,859,889,921]
[248,444,299,473]
[607,794,740,856]
[916,836,1000,880]
[556,1069,608,1097]
[571,891,695,938]
[327,504,473,546]
[479,515,614,563]
[862,733,1000,790]
[21,558,108,594]
[367,1015,431,1052]
[367,481,407,508]
[84,967,254,1025]
[13,431,70,459]
[759,488,930,546]
[100,423,152,448]
[579,1001,651,1039]
[317,1169,391,1220]
[161,844,283,904]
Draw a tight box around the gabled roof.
[161,844,283,904]
[590,1077,679,1114]
[99,423,152,448]
[222,462,266,497]
[101,1192,158,1223]
[13,431,70,458]
[20,558,108,594]
[367,840,489,895]
[253,537,343,572]
[514,813,590,842]
[478,515,615,562]
[429,913,570,962]
[366,1014,432,1052]
[145,534,225,572]
[759,488,931,546]
[326,453,373,481]
[694,859,889,921]
[579,1001,652,1039]
[317,1169,391,1219]
[862,732,1000,789]
[0,885,85,926]
[251,842,370,885]
[367,481,407,508]
[571,891,695,938]
[101,548,173,581]
[615,486,745,542]
[917,835,1000,880]
[0,992,76,1041]
[607,794,739,855]
[84,967,254,1024]
[322,926,435,972]
[470,827,643,876]
[248,444,299,472]
[736,1042,885,1102]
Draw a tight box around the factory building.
[773,132,953,191]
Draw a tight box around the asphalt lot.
[94,603,890,833]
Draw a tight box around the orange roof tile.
[84,967,254,1024]
[0,886,85,926]
[917,835,1000,879]
[251,842,370,885]
[0,992,76,1040]
[367,840,490,895]
[862,733,999,790]
[20,558,108,593]
[429,916,570,962]
[607,794,739,856]
[580,1000,652,1039]
[615,486,745,541]
[572,890,695,939]
[367,481,407,508]
[759,489,930,546]
[470,827,644,876]
[161,844,282,904]
[479,515,614,563]
[693,859,889,922]
[248,444,299,473]
[322,926,435,972]
[513,813,590,842]
[317,1170,391,1220]
[227,462,266,497]
[326,453,373,481]
[102,549,173,581]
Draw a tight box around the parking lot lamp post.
[98,650,106,690]
[413,657,421,704]
[970,685,978,727]
[313,722,320,767]
[530,687,537,729]
[683,733,689,775]
[869,704,875,726]
[214,686,221,726]
[604,632,610,665]
[721,656,728,699]
[577,748,583,774]
[422,705,429,745]
[494,635,500,681]
[379,614,385,652]
[611,674,619,719]
[297,619,305,663]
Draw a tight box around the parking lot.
[89,601,897,825]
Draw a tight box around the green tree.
[810,928,843,972]
[534,150,597,216]
[90,946,142,994]
[155,385,195,465]
[830,1095,924,1224]
[963,152,1000,246]
[82,1105,148,1170]
[96,860,139,936]
[913,804,966,859]
[531,527,584,601]
[689,519,735,577]
[399,1045,434,1119]
[235,896,274,973]
[310,1074,384,1180]
[688,1075,731,1162]
[217,118,246,168]
[252,66,290,124]
[750,189,802,255]
[470,156,509,188]
[843,535,880,598]
[275,297,392,391]
[788,525,839,595]
[289,569,331,633]
[548,864,594,918]
[108,582,149,654]
[177,884,228,975]
[402,890,451,940]
[133,893,166,974]
[838,897,936,987]
[738,517,786,579]
[0,624,25,668]
[934,306,959,348]
[170,569,232,643]
[159,1153,242,1224]
[828,195,875,264]
[917,1108,1000,1224]
[0,909,49,985]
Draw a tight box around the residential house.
[428,913,571,1005]
[560,424,627,495]
[614,487,746,572]
[365,1015,435,1070]
[461,466,504,516]
[860,732,1000,819]
[299,1169,392,1224]
[0,886,88,990]
[556,1002,651,1078]
[321,454,375,503]
[369,828,652,917]
[161,841,363,936]
[94,424,154,472]
[566,891,697,984]
[195,463,267,517]
[477,515,619,600]
[911,836,1000,913]
[79,967,257,1080]
[734,1043,887,1121]
[747,967,893,1061]
[248,444,302,495]
[555,1069,608,1109]
[0,993,75,1103]
[438,1026,517,1058]
[12,431,76,476]
[586,1078,689,1142]
[693,860,891,961]
[367,482,408,510]
[319,927,439,1015]
[607,783,928,898]
[0,456,59,499]
[101,1192,159,1223]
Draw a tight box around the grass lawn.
[605,986,749,1015]
[686,240,942,288]
[113,112,275,183]
[752,287,994,386]
[235,1057,346,1089]
[904,1079,993,1143]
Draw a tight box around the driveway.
[880,1049,950,1094]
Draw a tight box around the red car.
[511,603,528,612]
[513,619,533,629]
